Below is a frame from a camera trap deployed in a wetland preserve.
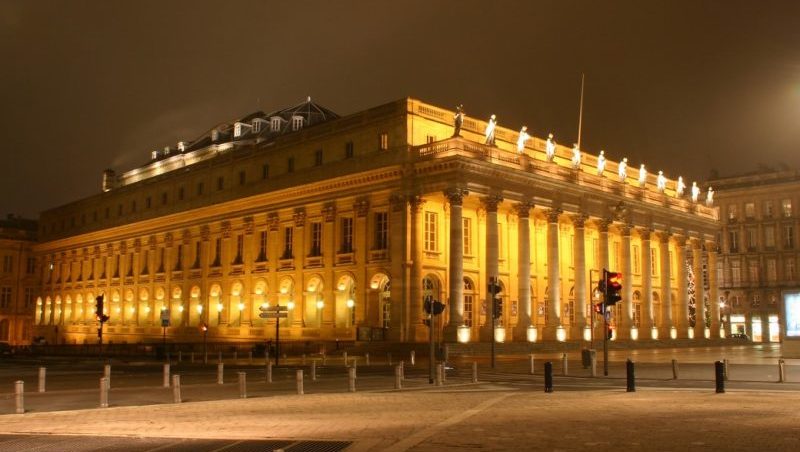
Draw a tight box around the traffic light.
[493,298,503,319]
[95,294,109,323]
[593,302,604,315]
[487,279,501,297]
[200,322,208,332]
[604,270,623,306]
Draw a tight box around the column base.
[443,324,472,343]
[479,324,493,342]
[658,326,672,340]
[541,324,561,341]
[512,320,532,342]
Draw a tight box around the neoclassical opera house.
[33,98,719,345]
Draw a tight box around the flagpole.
[577,73,585,148]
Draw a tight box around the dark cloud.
[2,0,800,218]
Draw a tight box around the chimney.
[102,169,116,193]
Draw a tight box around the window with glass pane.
[424,212,437,251]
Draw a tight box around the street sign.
[161,318,170,327]
[259,312,288,319]
[259,305,289,312]
[160,310,170,327]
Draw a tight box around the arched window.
[463,278,475,327]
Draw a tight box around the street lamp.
[346,298,355,328]
[719,300,727,338]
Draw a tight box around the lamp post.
[346,298,355,329]
[719,300,727,338]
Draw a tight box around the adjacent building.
[33,98,719,345]
[710,168,800,342]
[0,215,38,345]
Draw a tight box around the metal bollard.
[472,361,478,383]
[365,353,370,366]
[529,354,535,375]
[100,377,109,408]
[343,352,348,366]
[266,362,273,383]
[715,361,725,393]
[38,367,46,393]
[217,363,224,384]
[436,363,444,387]
[779,359,786,383]
[723,358,729,381]
[388,352,393,366]
[590,353,597,378]
[400,361,405,381]
[311,360,317,381]
[348,366,356,392]
[15,381,24,414]
[562,353,568,376]
[544,362,553,393]
[626,359,636,392]
[352,358,358,379]
[104,364,111,389]
[296,369,304,395]
[172,374,181,403]
[163,363,170,388]
[238,372,247,399]
[672,359,679,380]
[410,350,416,366]
[394,364,403,389]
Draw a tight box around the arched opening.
[35,297,43,325]
[565,286,575,326]
[209,284,222,327]
[304,276,324,328]
[278,276,295,327]
[463,277,476,328]
[170,286,183,326]
[652,291,661,326]
[368,272,390,330]
[335,274,356,328]
[123,289,135,325]
[632,290,642,328]
[64,295,73,324]
[423,274,443,335]
[252,279,269,326]
[229,281,245,326]
[108,290,120,325]
[54,296,63,325]
[189,286,202,326]
[138,288,150,325]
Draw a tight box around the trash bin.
[581,349,596,368]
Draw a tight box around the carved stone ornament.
[293,208,307,228]
[409,195,426,213]
[243,216,254,235]
[165,232,174,247]
[514,201,534,218]
[481,194,504,213]
[201,225,210,242]
[572,213,587,228]
[322,204,336,222]
[148,235,157,250]
[389,193,405,212]
[444,188,469,206]
[546,208,562,223]
[354,198,370,217]
[221,220,232,239]
[268,213,280,231]
[182,229,192,245]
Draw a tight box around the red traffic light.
[607,272,622,290]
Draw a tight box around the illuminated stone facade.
[33,98,719,345]
[710,169,800,342]
[0,215,37,345]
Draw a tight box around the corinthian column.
[409,196,426,341]
[573,215,588,339]
[707,240,720,338]
[513,202,534,341]
[543,208,562,341]
[444,188,468,341]
[480,194,503,342]
[640,228,655,338]
[693,238,707,339]
[675,236,690,338]
[659,232,673,339]
[618,224,633,340]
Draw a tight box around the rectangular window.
[747,228,757,250]
[217,176,224,191]
[632,245,640,274]
[729,230,739,252]
[340,217,354,253]
[783,199,793,217]
[212,238,221,267]
[748,260,759,284]
[784,224,794,249]
[145,197,152,208]
[745,202,755,219]
[233,235,244,264]
[767,259,777,282]
[379,133,388,150]
[24,287,34,308]
[282,227,294,259]
[257,231,268,262]
[287,157,295,173]
[2,255,12,273]
[728,204,738,220]
[197,182,204,196]
[0,287,11,309]
[310,222,322,256]
[374,212,388,250]
[463,217,472,255]
[178,186,185,201]
[764,201,774,218]
[239,171,246,185]
[765,226,775,248]
[314,149,323,166]
[262,164,270,179]
[345,142,354,159]
[26,257,35,274]
[786,259,796,281]
[651,248,658,276]
[174,244,183,271]
[161,192,168,205]
[424,211,438,252]
[731,260,741,285]
[426,135,436,144]
[131,200,137,213]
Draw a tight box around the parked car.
[730,333,750,340]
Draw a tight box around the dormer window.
[291,115,304,131]
[151,151,158,161]
[211,129,219,142]
[163,146,171,156]
[234,123,243,138]
[252,120,262,133]
[270,116,282,132]
[177,141,187,152]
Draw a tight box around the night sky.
[2,0,800,219]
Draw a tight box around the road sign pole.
[275,309,280,367]
[603,268,609,377]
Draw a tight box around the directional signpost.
[260,305,288,366]
[160,309,171,353]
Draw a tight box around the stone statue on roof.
[676,176,686,197]
[485,114,497,146]
[571,144,581,169]
[706,187,715,206]
[618,158,628,182]
[638,164,647,187]
[656,171,666,193]
[597,150,606,176]
[516,126,530,153]
[453,104,464,137]
[691,181,700,202]
[545,133,556,162]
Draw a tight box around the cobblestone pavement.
[1,385,799,451]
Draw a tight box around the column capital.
[481,194,504,212]
[221,220,232,239]
[409,195,426,213]
[619,223,633,237]
[322,203,336,222]
[354,197,370,217]
[690,236,703,249]
[659,231,672,244]
[514,201,535,218]
[597,217,613,233]
[444,187,469,206]
[571,213,588,228]
[243,216,254,235]
[705,240,719,253]
[293,208,306,228]
[638,227,653,241]
[546,208,562,223]
[267,213,280,232]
